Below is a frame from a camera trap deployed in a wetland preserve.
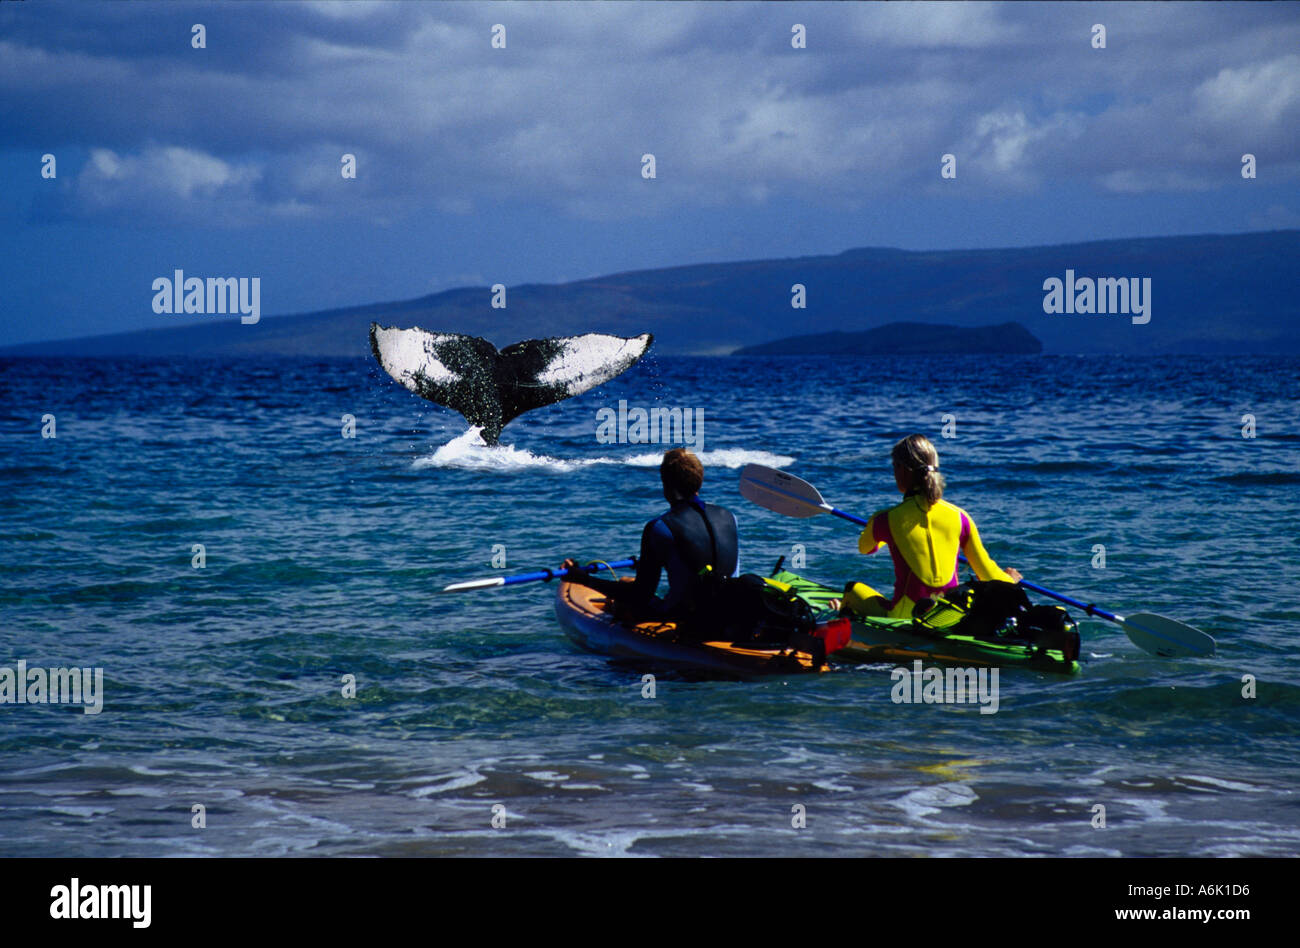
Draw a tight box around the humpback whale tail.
[369,324,653,444]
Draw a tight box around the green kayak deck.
[771,570,1081,675]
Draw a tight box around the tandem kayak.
[770,570,1082,675]
[554,578,830,677]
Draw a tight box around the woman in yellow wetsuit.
[831,434,1022,619]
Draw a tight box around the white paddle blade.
[441,577,506,594]
[1121,613,1216,658]
[738,464,832,519]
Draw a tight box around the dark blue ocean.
[2,354,1298,857]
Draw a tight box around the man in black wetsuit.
[561,448,738,622]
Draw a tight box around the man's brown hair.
[660,447,704,498]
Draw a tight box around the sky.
[0,0,1297,346]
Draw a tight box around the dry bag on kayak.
[682,570,818,645]
[914,580,1081,662]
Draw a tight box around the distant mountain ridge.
[3,230,1296,357]
[733,321,1042,355]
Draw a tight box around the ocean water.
[1,353,1298,857]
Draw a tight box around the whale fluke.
[369,324,653,444]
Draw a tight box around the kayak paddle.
[441,557,636,594]
[738,463,1216,658]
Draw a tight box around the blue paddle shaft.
[827,506,869,527]
[1015,577,1118,621]
[501,557,637,587]
[822,505,1119,621]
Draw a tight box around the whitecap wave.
[891,782,978,819]
[621,448,796,469]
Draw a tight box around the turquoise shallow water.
[1,354,1298,856]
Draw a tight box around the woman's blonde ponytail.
[891,434,945,505]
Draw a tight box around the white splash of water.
[412,427,795,473]
[412,428,588,473]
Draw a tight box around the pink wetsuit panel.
[874,507,963,608]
